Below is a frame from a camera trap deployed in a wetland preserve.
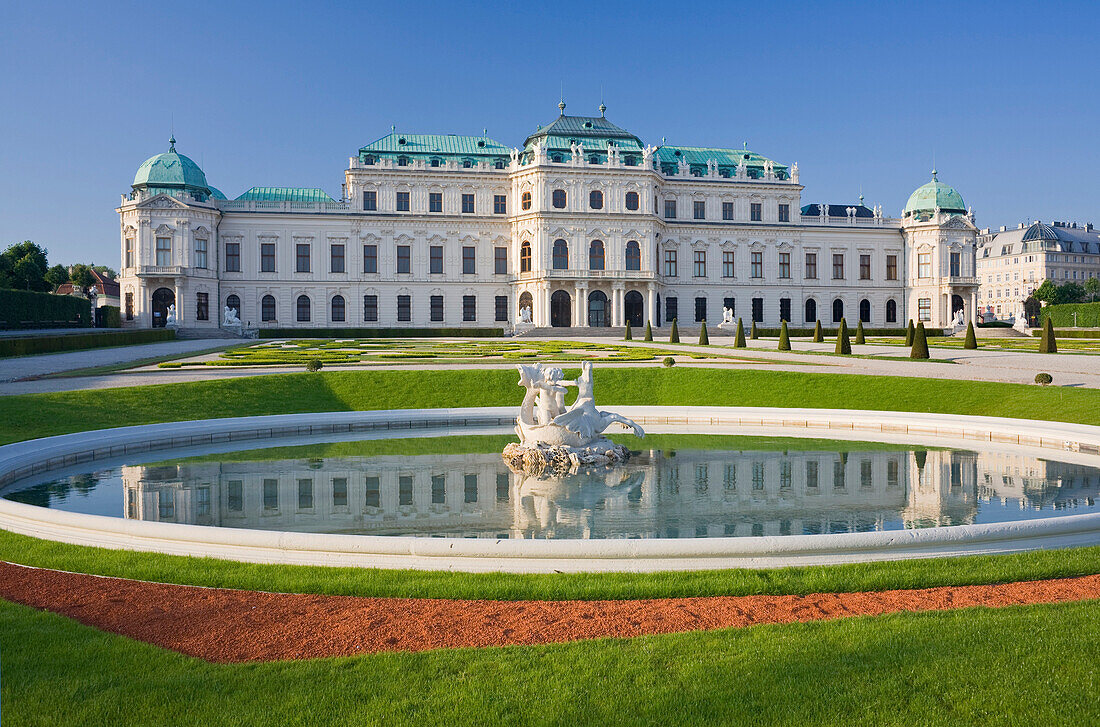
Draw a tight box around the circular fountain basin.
[1,407,1099,573]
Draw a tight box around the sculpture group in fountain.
[502,362,644,474]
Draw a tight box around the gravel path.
[0,339,233,384]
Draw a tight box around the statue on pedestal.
[222,305,241,327]
[165,304,178,328]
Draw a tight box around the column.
[541,284,551,327]
[646,284,657,326]
[575,283,587,327]
[969,290,978,325]
[613,286,624,326]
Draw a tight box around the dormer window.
[462,159,473,168]
[589,155,599,164]
[551,154,562,162]
[494,159,505,169]
[363,155,376,165]
[430,157,441,167]
[477,140,486,148]
[397,156,409,167]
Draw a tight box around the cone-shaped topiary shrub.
[905,319,915,346]
[624,320,632,341]
[698,320,709,345]
[669,318,680,343]
[835,318,851,355]
[644,320,652,341]
[1039,317,1057,353]
[750,320,759,339]
[910,321,930,359]
[855,320,866,345]
[734,318,746,348]
[964,321,977,349]
[778,320,791,351]
[812,320,824,343]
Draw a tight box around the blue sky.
[1,0,1097,266]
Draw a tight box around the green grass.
[2,597,1097,726]
[2,367,1098,446]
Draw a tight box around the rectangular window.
[693,250,706,277]
[263,479,278,510]
[665,296,678,323]
[363,244,377,273]
[363,294,377,321]
[780,461,792,489]
[397,295,411,322]
[497,472,509,502]
[225,242,240,272]
[779,297,791,322]
[859,254,871,280]
[396,245,411,274]
[125,292,134,320]
[752,297,763,323]
[155,237,171,266]
[494,247,507,275]
[495,295,507,322]
[886,254,898,281]
[330,244,345,273]
[494,195,507,214]
[194,239,208,269]
[918,297,931,322]
[834,459,846,489]
[752,462,765,491]
[778,203,790,222]
[400,472,417,505]
[396,191,410,212]
[887,460,899,488]
[298,479,313,510]
[295,243,310,273]
[125,238,134,268]
[431,474,446,505]
[918,252,932,278]
[861,459,873,489]
[950,252,961,277]
[430,246,443,274]
[694,200,706,220]
[227,480,243,511]
[430,295,443,322]
[363,190,377,211]
[195,292,208,321]
[722,202,734,220]
[779,252,790,279]
[158,491,174,520]
[806,461,819,489]
[805,252,817,279]
[463,295,476,322]
[750,202,762,221]
[664,249,677,277]
[751,251,763,278]
[332,478,348,507]
[664,199,677,219]
[462,246,475,275]
[261,243,278,272]
[429,192,442,213]
[365,476,379,508]
[464,474,478,503]
[694,297,707,323]
[461,193,474,214]
[832,253,844,279]
[722,251,734,278]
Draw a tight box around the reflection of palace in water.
[118,448,1100,539]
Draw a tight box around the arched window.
[589,240,605,270]
[886,299,897,323]
[225,294,241,318]
[296,295,311,322]
[261,295,276,322]
[625,191,639,211]
[331,295,346,322]
[520,241,532,273]
[589,190,604,210]
[553,239,569,270]
[519,291,533,320]
[521,191,532,210]
[832,299,844,323]
[804,298,817,324]
[859,299,871,323]
[625,240,641,270]
[552,189,567,208]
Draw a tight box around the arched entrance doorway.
[805,298,817,323]
[951,294,965,318]
[624,290,644,326]
[588,290,609,327]
[550,290,571,327]
[518,291,533,322]
[151,287,174,328]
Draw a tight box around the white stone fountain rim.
[1,406,1099,573]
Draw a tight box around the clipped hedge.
[100,305,122,328]
[1039,302,1100,328]
[0,328,177,358]
[258,327,505,339]
[1031,329,1100,339]
[0,289,92,330]
[736,326,942,338]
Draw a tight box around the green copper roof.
[359,133,510,162]
[524,111,642,147]
[655,145,789,179]
[235,187,335,203]
[132,136,211,194]
[208,186,227,200]
[903,172,966,217]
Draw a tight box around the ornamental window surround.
[155,236,171,266]
[625,191,639,211]
[779,252,790,279]
[396,191,410,212]
[261,294,276,322]
[722,251,734,278]
[626,240,640,271]
[832,253,845,280]
[778,203,790,222]
[462,193,475,213]
[225,242,240,272]
[521,191,532,210]
[589,190,604,210]
[589,240,605,270]
[429,192,442,213]
[494,195,507,214]
[552,189,567,208]
[859,254,871,280]
[722,202,734,221]
[805,252,818,279]
[363,244,377,273]
[664,249,677,277]
[694,200,706,220]
[520,241,532,272]
[553,239,568,270]
[693,250,706,277]
[194,238,208,269]
[751,251,763,279]
[751,202,762,221]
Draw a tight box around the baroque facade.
[117,105,979,331]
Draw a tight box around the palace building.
[116,104,979,331]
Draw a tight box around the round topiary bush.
[1035,372,1053,386]
[662,356,675,368]
[305,358,324,372]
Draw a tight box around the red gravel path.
[1,561,1098,663]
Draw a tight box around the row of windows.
[361,154,508,170]
[521,189,641,212]
[225,243,509,276]
[662,200,790,222]
[663,296,898,325]
[364,190,503,214]
[660,251,899,281]
[917,251,963,278]
[222,293,511,324]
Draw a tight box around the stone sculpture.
[223,305,241,326]
[165,304,178,327]
[720,307,735,325]
[518,306,532,324]
[502,362,644,473]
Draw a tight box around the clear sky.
[1,0,1097,267]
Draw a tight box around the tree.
[1039,316,1057,353]
[778,320,791,351]
[1032,279,1057,304]
[963,321,978,349]
[910,322,930,359]
[1053,282,1085,305]
[734,318,746,348]
[1085,277,1100,302]
[44,264,69,290]
[624,320,632,341]
[835,318,851,355]
[855,320,866,345]
[0,241,50,291]
[68,264,97,296]
[643,321,652,341]
[698,320,709,345]
[812,320,823,343]
[905,319,915,346]
[91,264,118,279]
[669,318,679,343]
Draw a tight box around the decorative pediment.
[427,234,447,244]
[394,233,415,244]
[193,226,210,237]
[690,239,708,249]
[749,240,765,250]
[138,194,188,210]
[154,223,174,235]
[941,216,973,230]
[776,240,794,250]
[360,233,381,244]
[719,240,737,250]
[459,233,478,243]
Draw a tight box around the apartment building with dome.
[116,104,978,332]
